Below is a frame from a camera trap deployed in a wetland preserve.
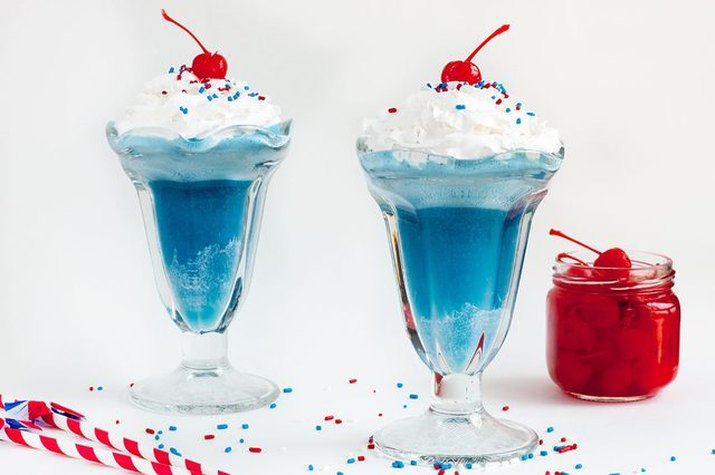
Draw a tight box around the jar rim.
[553,250,674,288]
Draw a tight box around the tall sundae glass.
[357,25,564,463]
[107,11,290,414]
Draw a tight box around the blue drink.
[359,145,562,462]
[108,122,290,414]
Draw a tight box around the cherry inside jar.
[546,251,680,402]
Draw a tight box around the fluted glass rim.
[106,120,292,154]
[356,136,565,167]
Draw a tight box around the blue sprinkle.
[179,106,188,115]
[224,447,232,453]
[227,96,233,102]
[244,85,250,90]
[239,438,245,444]
[576,463,583,469]
[396,383,404,388]
[212,93,218,98]
[241,423,249,430]
[157,431,163,435]
[540,450,548,456]
[455,104,466,110]
[198,87,205,93]
[207,96,213,102]
[217,424,228,430]
[97,386,103,391]
[441,463,452,469]
[337,472,344,475]
[408,394,418,400]
[528,453,534,459]
[546,426,554,433]
[505,107,511,112]
[391,460,404,468]
[154,435,160,440]
[308,465,314,471]
[168,67,175,73]
[158,444,165,449]
[283,387,293,393]
[491,95,496,100]
[169,447,181,456]
[670,456,676,462]
[527,112,536,116]
[516,118,522,125]
[269,403,277,409]
[426,83,432,88]
[402,404,407,409]
[521,454,528,461]
[347,458,355,464]
[410,460,417,466]
[465,462,473,469]
[168,426,177,431]
[233,92,240,99]
[516,102,523,107]
[315,425,322,431]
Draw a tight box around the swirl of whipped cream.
[114,65,282,137]
[361,81,562,160]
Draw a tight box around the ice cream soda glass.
[358,144,563,464]
[107,121,291,414]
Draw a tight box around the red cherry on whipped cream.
[549,229,632,269]
[441,24,510,85]
[161,9,227,81]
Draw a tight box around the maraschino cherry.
[161,9,227,81]
[549,229,632,268]
[441,24,510,85]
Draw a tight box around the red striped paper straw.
[0,419,200,475]
[42,411,229,475]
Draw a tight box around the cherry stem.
[161,9,210,54]
[465,24,510,63]
[556,252,590,266]
[549,229,603,255]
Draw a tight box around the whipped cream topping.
[114,65,283,138]
[361,81,562,160]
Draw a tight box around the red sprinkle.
[145,428,155,435]
[367,444,375,450]
[349,379,357,384]
[204,434,215,440]
[557,443,578,454]
[115,420,120,425]
[357,456,365,462]
[496,98,503,105]
[89,387,94,391]
[388,107,397,114]
[161,91,168,95]
[324,415,334,421]
[560,437,567,442]
[258,96,266,101]
[378,413,383,417]
[501,405,510,411]
[335,419,343,425]
[539,439,544,445]
[248,447,262,453]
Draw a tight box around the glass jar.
[546,251,680,402]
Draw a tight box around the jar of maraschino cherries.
[546,229,680,402]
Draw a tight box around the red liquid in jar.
[546,255,680,401]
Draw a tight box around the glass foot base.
[129,364,280,415]
[373,408,538,466]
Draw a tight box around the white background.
[1,0,714,473]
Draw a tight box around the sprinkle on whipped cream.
[361,80,562,160]
[114,65,283,138]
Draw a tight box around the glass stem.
[181,332,230,371]
[430,372,483,416]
